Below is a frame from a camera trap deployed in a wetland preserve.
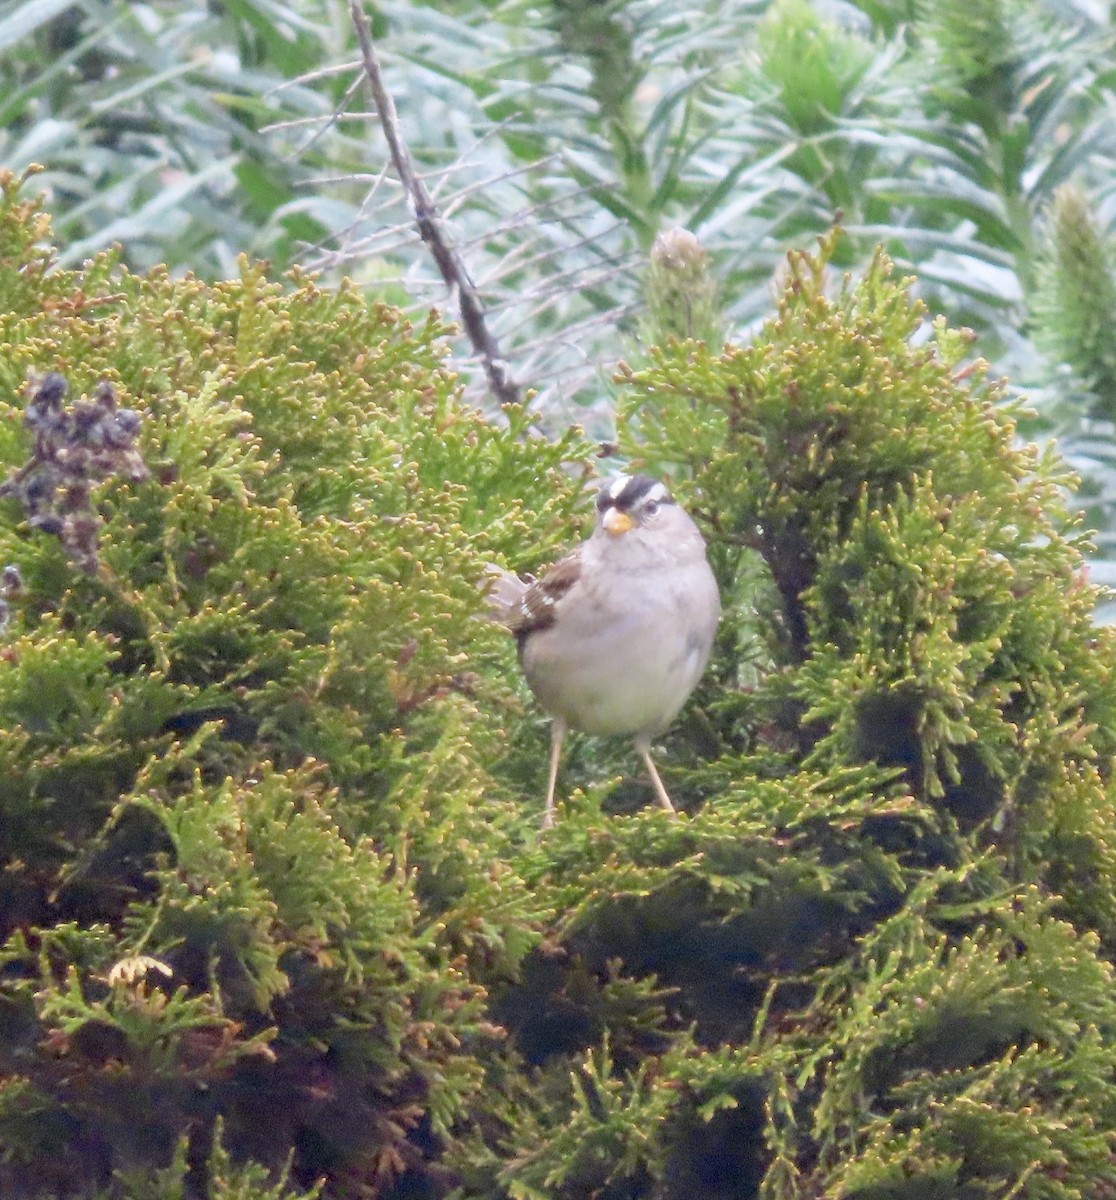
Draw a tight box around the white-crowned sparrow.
[487,474,721,827]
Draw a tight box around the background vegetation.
[2,0,1116,1196]
[3,3,1115,401]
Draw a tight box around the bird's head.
[595,474,674,537]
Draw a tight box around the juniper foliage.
[0,167,584,1198]
[1,173,1116,1199]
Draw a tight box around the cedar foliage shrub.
[2,172,1116,1200]
[0,168,585,1198]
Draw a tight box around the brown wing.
[505,549,581,639]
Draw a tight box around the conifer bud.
[1033,185,1116,422]
[643,226,721,346]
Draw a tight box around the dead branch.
[348,0,521,407]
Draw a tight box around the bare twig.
[499,301,638,361]
[284,72,366,161]
[265,60,361,95]
[476,227,633,291]
[486,258,638,318]
[262,111,370,133]
[348,0,521,406]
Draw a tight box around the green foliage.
[0,0,343,275]
[3,173,1116,1200]
[5,0,1116,551]
[1027,184,1116,574]
[757,0,875,136]
[1032,185,1116,422]
[801,885,1116,1199]
[920,0,1020,122]
[111,1121,324,1199]
[0,170,586,1197]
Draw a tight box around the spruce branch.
[348,0,520,407]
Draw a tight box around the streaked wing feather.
[509,550,581,637]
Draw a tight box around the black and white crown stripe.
[596,474,675,513]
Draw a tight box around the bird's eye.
[642,500,660,518]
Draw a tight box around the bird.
[487,474,721,828]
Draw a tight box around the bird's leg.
[635,736,677,816]
[542,718,566,830]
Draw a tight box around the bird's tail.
[483,564,528,629]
